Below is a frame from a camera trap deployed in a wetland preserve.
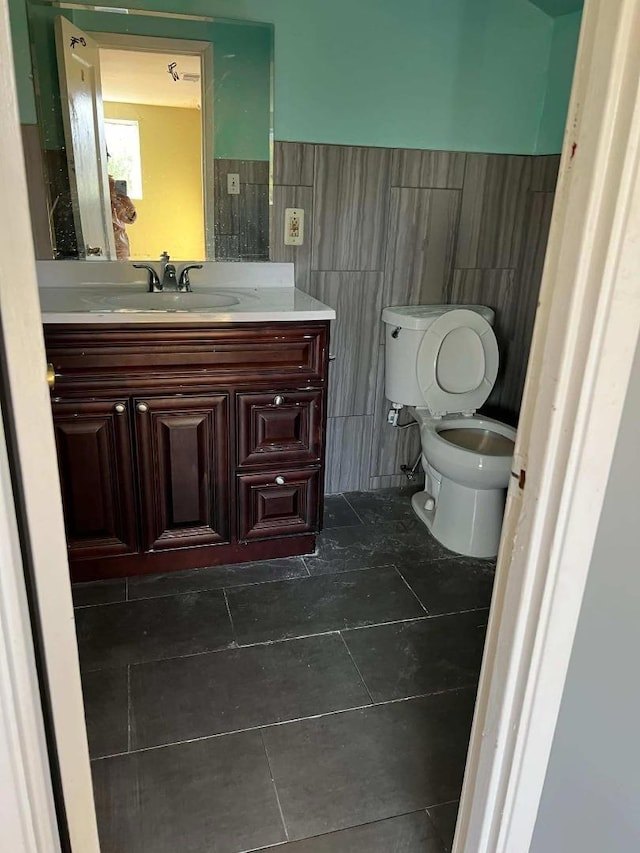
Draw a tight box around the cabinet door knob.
[46,363,56,390]
[114,403,126,414]
[137,402,149,414]
[273,395,285,406]
[274,475,285,486]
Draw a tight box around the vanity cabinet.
[52,399,138,560]
[134,395,230,551]
[45,322,329,582]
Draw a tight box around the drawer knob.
[275,475,286,486]
[137,402,149,414]
[273,395,285,406]
[114,403,126,414]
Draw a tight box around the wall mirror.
[25,1,274,262]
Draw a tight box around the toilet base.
[411,476,506,559]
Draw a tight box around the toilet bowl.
[412,410,516,558]
[381,304,517,559]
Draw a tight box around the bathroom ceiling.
[528,0,583,15]
[99,49,202,110]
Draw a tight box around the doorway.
[6,1,640,852]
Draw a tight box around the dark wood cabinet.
[45,322,329,581]
[236,389,323,468]
[237,468,320,541]
[52,399,137,559]
[135,395,230,551]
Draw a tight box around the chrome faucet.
[133,254,203,293]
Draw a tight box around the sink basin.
[95,292,241,311]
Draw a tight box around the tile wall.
[271,141,560,493]
[214,159,270,260]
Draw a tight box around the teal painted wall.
[8,0,37,124]
[536,10,582,153]
[10,0,581,155]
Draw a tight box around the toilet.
[382,304,517,558]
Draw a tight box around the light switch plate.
[284,207,304,245]
[227,173,240,195]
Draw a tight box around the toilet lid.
[417,309,498,415]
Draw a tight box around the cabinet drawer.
[237,468,320,541]
[44,323,328,394]
[237,390,323,468]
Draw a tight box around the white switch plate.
[227,173,240,195]
[284,207,304,245]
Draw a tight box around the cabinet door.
[237,389,323,468]
[135,395,230,551]
[52,399,138,559]
[237,468,320,541]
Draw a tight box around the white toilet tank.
[381,304,495,407]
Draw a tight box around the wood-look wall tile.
[273,142,315,186]
[215,158,269,185]
[448,268,516,343]
[455,154,532,269]
[312,145,391,271]
[383,187,461,307]
[498,191,556,416]
[215,235,239,260]
[270,185,313,291]
[514,192,556,346]
[325,416,374,494]
[391,149,466,189]
[310,272,383,417]
[369,474,423,490]
[238,184,269,260]
[370,345,422,479]
[530,155,561,192]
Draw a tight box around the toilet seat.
[416,309,499,416]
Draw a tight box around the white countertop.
[36,262,335,324]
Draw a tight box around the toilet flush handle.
[391,327,401,339]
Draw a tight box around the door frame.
[456,0,640,849]
[90,31,215,259]
[2,0,640,850]
[0,1,99,850]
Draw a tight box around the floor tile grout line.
[300,556,312,576]
[223,588,236,638]
[91,685,473,761]
[341,492,366,524]
[393,565,430,615]
[74,566,311,607]
[72,553,495,609]
[259,730,290,842]
[76,560,410,609]
[80,609,491,674]
[239,804,458,853]
[338,631,375,705]
[126,664,131,753]
[301,561,397,578]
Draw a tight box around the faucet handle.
[178,264,203,291]
[160,251,170,264]
[133,263,161,292]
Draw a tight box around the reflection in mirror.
[25,1,274,262]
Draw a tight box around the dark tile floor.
[73,489,495,853]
